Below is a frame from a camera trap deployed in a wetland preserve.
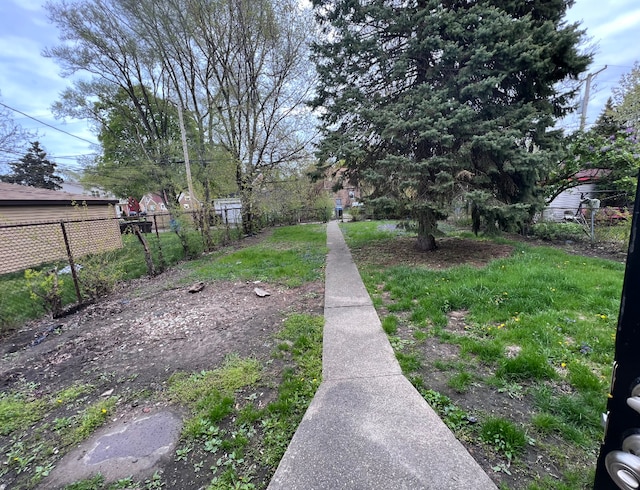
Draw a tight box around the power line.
[0,101,98,146]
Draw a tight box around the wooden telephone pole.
[580,66,607,132]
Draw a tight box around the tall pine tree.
[311,0,590,249]
[1,141,63,190]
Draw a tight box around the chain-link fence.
[0,202,330,275]
[540,205,631,249]
[0,217,123,276]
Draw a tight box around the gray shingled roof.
[0,182,118,206]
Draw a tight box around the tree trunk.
[415,209,438,251]
[134,226,157,277]
[240,183,255,236]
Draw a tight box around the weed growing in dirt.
[0,379,119,487]
[169,355,262,405]
[0,390,46,436]
[62,472,166,490]
[70,397,117,444]
[447,371,473,393]
[414,384,471,433]
[382,315,398,334]
[164,313,323,489]
[480,417,527,462]
[342,220,623,489]
[262,314,323,466]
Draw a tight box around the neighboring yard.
[0,224,326,489]
[342,221,625,490]
[0,219,628,489]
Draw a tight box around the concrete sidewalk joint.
[268,221,497,489]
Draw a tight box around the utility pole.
[175,101,197,206]
[580,66,607,132]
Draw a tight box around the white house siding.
[543,183,595,222]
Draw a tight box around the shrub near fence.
[539,205,631,250]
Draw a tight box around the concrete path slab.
[268,221,497,489]
[269,376,495,490]
[42,410,182,489]
[323,305,400,380]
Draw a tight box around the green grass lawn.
[183,225,327,287]
[341,220,623,489]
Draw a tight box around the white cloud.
[591,9,640,39]
[8,0,43,12]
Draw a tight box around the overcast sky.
[0,0,638,175]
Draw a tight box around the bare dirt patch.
[351,235,514,269]
[1,253,323,489]
[2,273,323,395]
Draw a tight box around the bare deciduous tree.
[46,0,316,235]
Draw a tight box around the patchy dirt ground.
[351,235,515,269]
[0,250,323,489]
[353,232,615,489]
[0,226,622,489]
[1,271,324,396]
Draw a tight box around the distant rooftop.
[0,182,118,206]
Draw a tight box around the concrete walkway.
[268,221,497,490]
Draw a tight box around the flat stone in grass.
[41,409,182,489]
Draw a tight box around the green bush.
[531,222,585,241]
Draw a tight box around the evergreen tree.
[1,141,63,190]
[311,0,590,249]
[591,98,621,138]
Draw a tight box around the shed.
[214,198,242,224]
[0,182,122,275]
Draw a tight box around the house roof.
[0,182,119,206]
[574,168,610,182]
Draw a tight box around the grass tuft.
[480,417,527,461]
[496,350,557,381]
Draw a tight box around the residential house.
[323,168,361,212]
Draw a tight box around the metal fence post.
[59,221,83,304]
[152,214,165,271]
